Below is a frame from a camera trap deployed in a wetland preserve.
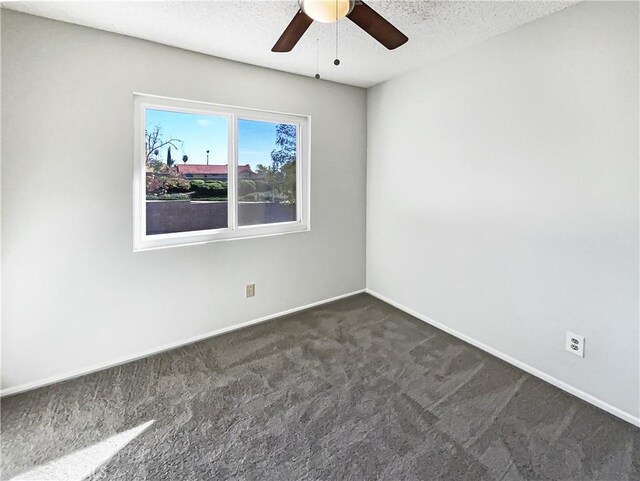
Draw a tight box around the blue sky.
[238,119,281,169]
[146,109,284,170]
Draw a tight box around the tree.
[267,124,296,202]
[256,164,270,175]
[182,155,188,164]
[144,128,188,199]
[256,163,276,202]
[270,124,296,170]
[166,146,174,167]
[145,126,183,162]
[281,160,296,203]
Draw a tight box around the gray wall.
[367,2,639,420]
[1,10,367,391]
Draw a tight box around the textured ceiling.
[3,1,580,87]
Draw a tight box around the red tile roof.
[176,164,254,175]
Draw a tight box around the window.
[133,94,309,250]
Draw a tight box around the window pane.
[145,109,228,235]
[237,119,297,227]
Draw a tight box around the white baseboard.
[365,289,640,428]
[0,289,366,397]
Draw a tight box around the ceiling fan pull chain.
[334,0,340,66]
[315,35,320,79]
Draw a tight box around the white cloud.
[196,119,211,127]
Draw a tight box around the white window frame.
[133,94,310,251]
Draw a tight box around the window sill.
[133,223,310,252]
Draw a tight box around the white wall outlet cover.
[566,331,585,358]
[245,284,256,298]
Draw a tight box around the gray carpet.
[2,294,638,480]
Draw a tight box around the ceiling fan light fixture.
[272,0,408,53]
[299,0,354,23]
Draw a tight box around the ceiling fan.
[272,0,408,53]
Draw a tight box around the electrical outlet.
[566,331,584,358]
[245,284,255,298]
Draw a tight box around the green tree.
[281,160,296,203]
[166,146,174,167]
[256,163,276,202]
[267,124,296,202]
[270,124,296,170]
